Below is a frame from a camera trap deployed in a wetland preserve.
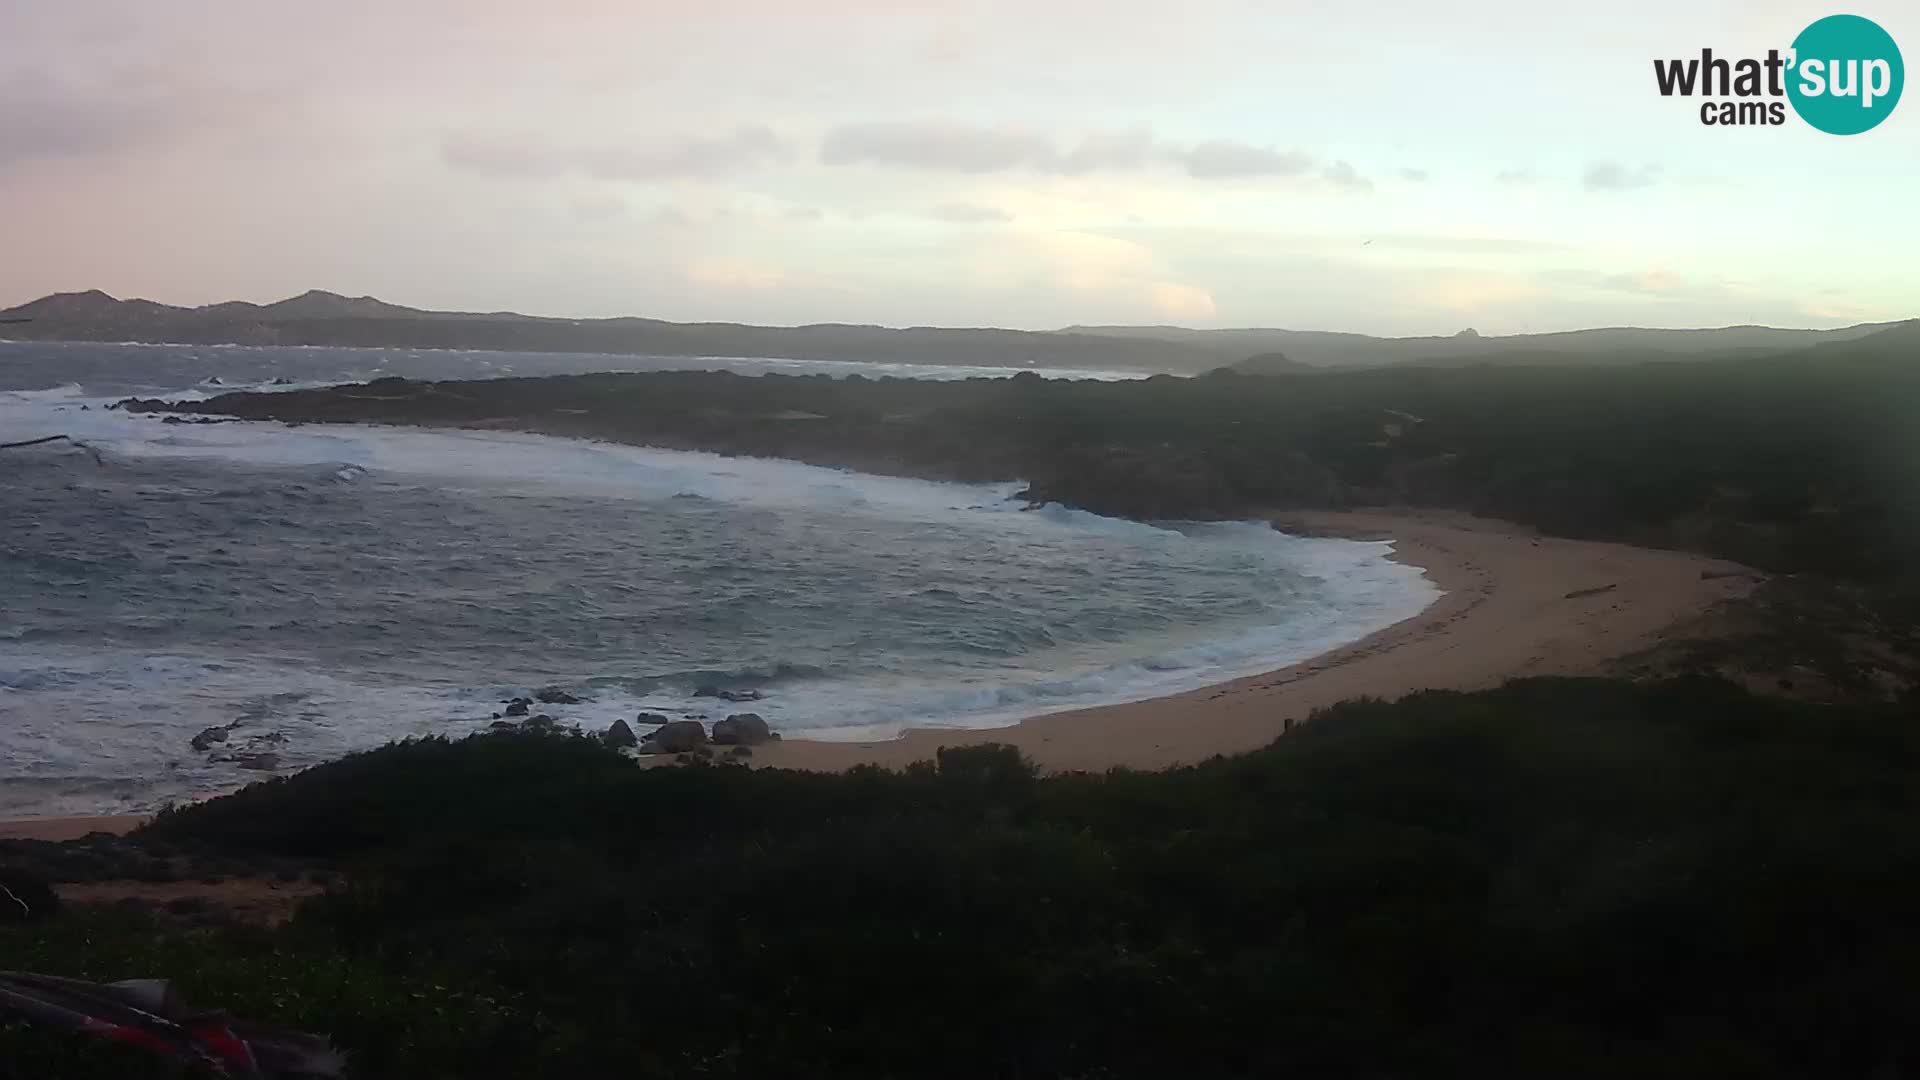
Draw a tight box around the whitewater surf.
[0,342,1439,816]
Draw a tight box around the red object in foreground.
[0,970,344,1077]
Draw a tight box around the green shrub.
[12,678,1919,1076]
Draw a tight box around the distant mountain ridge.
[1,289,1907,372]
[1063,320,1907,368]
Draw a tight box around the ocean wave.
[2,345,1441,816]
[589,661,840,695]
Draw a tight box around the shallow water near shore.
[0,343,1437,816]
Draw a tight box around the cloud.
[1366,233,1572,254]
[0,66,242,171]
[442,134,565,179]
[1397,167,1429,182]
[1494,168,1538,185]
[925,202,1012,223]
[1800,299,1878,322]
[1026,231,1160,293]
[1600,267,1683,293]
[1177,139,1313,179]
[1408,270,1547,315]
[569,194,627,222]
[820,122,1054,172]
[1149,281,1218,320]
[685,256,786,290]
[1321,160,1374,193]
[1583,161,1661,192]
[581,127,785,180]
[1545,266,1747,304]
[818,123,1323,183]
[444,126,788,181]
[1538,266,1739,303]
[0,74,146,167]
[1056,128,1160,174]
[991,230,1216,322]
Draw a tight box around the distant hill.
[1761,318,1920,366]
[0,290,1225,372]
[1,289,1906,373]
[1222,351,1314,376]
[1062,321,1902,368]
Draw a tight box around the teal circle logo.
[1787,14,1904,134]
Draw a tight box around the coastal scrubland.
[7,678,1919,1077]
[8,329,1918,1075]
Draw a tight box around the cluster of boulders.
[476,687,779,761]
[611,711,780,759]
[491,690,575,730]
[489,711,556,732]
[493,687,582,721]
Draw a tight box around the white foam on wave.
[790,526,1434,740]
[0,645,619,817]
[4,383,1031,523]
[2,383,1440,812]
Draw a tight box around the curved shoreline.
[0,511,1758,838]
[746,509,1760,773]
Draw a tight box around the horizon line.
[3,287,1910,341]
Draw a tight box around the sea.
[0,341,1439,817]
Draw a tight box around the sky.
[1,0,1914,335]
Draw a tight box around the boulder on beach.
[535,687,581,705]
[643,719,707,754]
[603,718,638,748]
[636,711,672,726]
[504,700,530,718]
[525,714,556,731]
[489,720,517,731]
[712,712,772,746]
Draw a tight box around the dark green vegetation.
[6,678,1919,1077]
[134,320,1920,580]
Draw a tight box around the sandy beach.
[0,815,148,842]
[0,511,1757,839]
[749,509,1759,773]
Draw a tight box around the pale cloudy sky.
[1,0,1914,333]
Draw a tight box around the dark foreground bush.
[12,678,1920,1078]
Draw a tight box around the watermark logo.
[1653,13,1903,133]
